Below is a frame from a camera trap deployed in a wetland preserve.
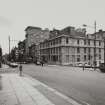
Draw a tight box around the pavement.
[0,64,9,69]
[0,70,83,105]
[0,64,17,73]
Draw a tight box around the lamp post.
[83,21,97,70]
[8,36,10,61]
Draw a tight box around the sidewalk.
[0,64,17,74]
[0,64,9,69]
[0,73,82,105]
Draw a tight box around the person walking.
[19,64,22,76]
[40,60,44,66]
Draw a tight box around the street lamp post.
[83,21,97,70]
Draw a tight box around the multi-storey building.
[17,40,26,61]
[24,26,105,66]
[39,27,104,66]
[25,26,50,57]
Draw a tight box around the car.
[36,61,41,65]
[75,62,92,68]
[99,63,105,73]
[84,63,92,68]
[75,63,84,67]
[9,62,18,68]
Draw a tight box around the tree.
[0,47,2,68]
[0,47,2,57]
[11,48,16,62]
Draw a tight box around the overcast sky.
[0,0,105,54]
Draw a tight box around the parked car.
[36,61,41,65]
[75,62,92,68]
[75,63,84,67]
[9,62,18,68]
[84,63,92,68]
[99,63,105,73]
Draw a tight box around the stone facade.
[38,27,104,66]
[24,26,105,66]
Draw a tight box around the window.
[84,55,86,61]
[99,48,101,53]
[99,54,101,60]
[77,58,80,62]
[99,61,101,65]
[66,37,69,44]
[88,40,90,45]
[48,42,50,47]
[77,47,80,53]
[94,40,96,46]
[56,48,58,54]
[77,55,80,62]
[77,40,79,44]
[66,47,69,54]
[94,48,96,53]
[88,48,90,53]
[99,41,101,46]
[55,39,58,44]
[84,48,86,53]
[84,40,86,45]
[58,38,61,44]
[53,48,55,53]
[53,40,55,45]
[66,55,69,62]
[51,49,52,54]
[51,41,53,46]
[88,55,91,60]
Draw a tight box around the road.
[22,64,105,105]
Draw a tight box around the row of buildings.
[18,26,105,66]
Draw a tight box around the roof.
[25,26,42,31]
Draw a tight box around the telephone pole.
[94,21,96,70]
[8,36,19,61]
[9,36,10,61]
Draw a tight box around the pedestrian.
[83,63,85,71]
[19,63,22,76]
[40,60,44,66]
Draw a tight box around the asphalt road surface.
[22,64,105,105]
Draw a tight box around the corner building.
[39,27,104,66]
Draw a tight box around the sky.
[0,0,105,54]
